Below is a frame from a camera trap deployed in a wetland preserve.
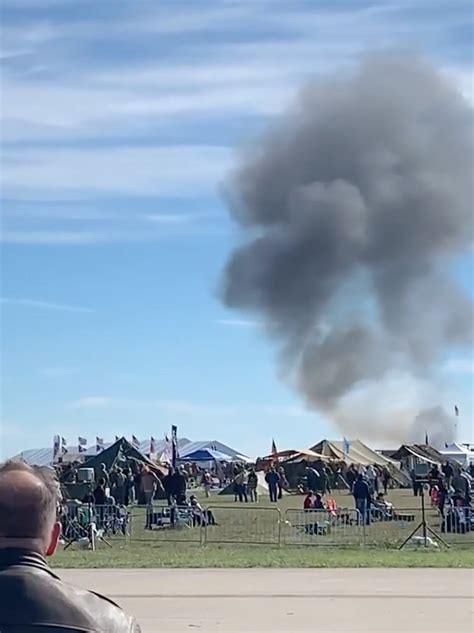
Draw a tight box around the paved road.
[61,568,473,632]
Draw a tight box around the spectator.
[313,493,325,510]
[265,467,280,503]
[113,467,126,505]
[202,470,212,498]
[381,467,391,494]
[0,461,139,631]
[441,461,454,488]
[353,473,371,525]
[277,466,287,499]
[365,465,377,493]
[141,467,162,507]
[98,463,109,487]
[93,478,107,505]
[372,492,394,521]
[303,491,315,510]
[247,469,258,503]
[410,468,422,497]
[452,469,470,504]
[234,470,248,503]
[345,464,357,493]
[305,466,320,493]
[189,495,217,527]
[428,465,442,495]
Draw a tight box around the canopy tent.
[390,444,444,466]
[177,440,251,463]
[440,443,474,466]
[65,436,166,483]
[178,448,232,462]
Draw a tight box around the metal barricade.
[362,506,420,547]
[204,505,282,545]
[61,503,130,548]
[129,505,203,544]
[283,508,363,546]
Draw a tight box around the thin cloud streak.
[1,297,93,313]
[215,318,261,328]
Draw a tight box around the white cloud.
[215,318,261,328]
[1,297,93,313]
[1,145,232,197]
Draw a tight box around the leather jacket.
[0,548,140,632]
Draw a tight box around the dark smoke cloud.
[221,54,473,444]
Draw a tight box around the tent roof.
[310,439,397,467]
[440,443,473,455]
[71,437,166,480]
[390,444,444,464]
[262,448,326,461]
[178,440,249,461]
[179,448,232,462]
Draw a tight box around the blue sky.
[1,0,473,459]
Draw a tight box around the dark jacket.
[353,478,371,501]
[0,548,140,632]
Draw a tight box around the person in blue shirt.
[265,467,280,503]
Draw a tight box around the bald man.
[0,461,140,632]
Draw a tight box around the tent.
[262,448,327,462]
[390,444,444,467]
[218,471,286,497]
[310,439,397,468]
[178,440,251,463]
[440,443,474,466]
[179,448,232,462]
[310,439,410,487]
[65,436,166,483]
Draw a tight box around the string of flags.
[52,433,178,461]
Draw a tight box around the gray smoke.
[221,54,473,445]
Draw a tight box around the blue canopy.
[179,448,231,462]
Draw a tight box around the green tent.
[60,437,165,484]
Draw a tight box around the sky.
[1,0,473,459]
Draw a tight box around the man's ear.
[46,521,61,557]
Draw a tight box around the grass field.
[54,487,473,569]
[52,543,474,569]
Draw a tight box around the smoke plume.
[221,54,473,446]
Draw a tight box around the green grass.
[52,543,474,569]
[55,488,474,568]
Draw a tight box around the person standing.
[247,469,258,502]
[202,470,212,498]
[381,467,391,495]
[265,467,279,503]
[353,473,371,525]
[277,466,287,499]
[441,461,454,489]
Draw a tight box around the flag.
[61,437,68,454]
[171,425,178,467]
[454,405,459,417]
[424,430,429,445]
[132,435,140,449]
[150,436,157,454]
[343,437,351,455]
[271,439,278,462]
[160,434,173,464]
[96,436,104,452]
[78,435,87,454]
[53,435,60,460]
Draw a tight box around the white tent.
[440,443,474,466]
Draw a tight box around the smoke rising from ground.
[221,54,473,446]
